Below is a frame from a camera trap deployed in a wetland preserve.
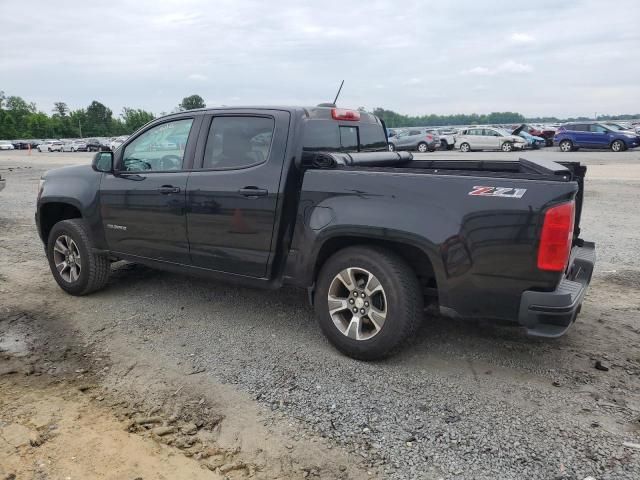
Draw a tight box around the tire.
[388,143,395,152]
[314,246,424,360]
[459,142,470,152]
[611,140,625,152]
[440,139,448,150]
[46,219,110,296]
[47,148,51,152]
[559,140,573,152]
[417,142,428,153]
[37,147,42,152]
[447,143,454,151]
[501,142,513,152]
[545,138,553,147]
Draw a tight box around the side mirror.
[92,151,113,173]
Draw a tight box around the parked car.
[388,128,438,152]
[63,140,88,152]
[37,140,63,152]
[455,127,527,152]
[602,121,640,135]
[11,139,30,150]
[554,123,640,152]
[0,140,15,150]
[110,136,129,151]
[512,125,545,149]
[85,138,109,152]
[435,128,457,150]
[36,106,594,360]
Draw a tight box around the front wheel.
[459,142,470,152]
[611,140,625,152]
[501,142,513,152]
[46,219,110,295]
[314,246,423,360]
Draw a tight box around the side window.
[408,130,421,136]
[202,116,274,169]
[121,118,193,172]
[302,121,340,152]
[591,124,608,133]
[339,126,358,151]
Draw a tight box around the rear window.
[303,120,387,153]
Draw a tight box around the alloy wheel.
[327,267,387,341]
[52,234,82,283]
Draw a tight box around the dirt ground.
[1,149,640,479]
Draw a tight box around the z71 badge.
[469,186,527,198]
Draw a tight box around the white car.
[455,127,527,152]
[0,141,15,150]
[62,140,88,152]
[37,140,64,152]
[110,135,129,151]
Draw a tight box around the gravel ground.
[1,149,639,479]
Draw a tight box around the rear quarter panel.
[291,169,578,321]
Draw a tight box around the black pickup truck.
[36,106,595,359]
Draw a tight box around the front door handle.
[157,185,181,194]
[238,187,268,197]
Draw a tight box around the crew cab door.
[99,116,200,264]
[186,110,290,278]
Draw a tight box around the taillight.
[537,201,575,271]
[426,135,433,141]
[331,108,360,121]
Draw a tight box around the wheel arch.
[38,201,82,244]
[312,235,441,304]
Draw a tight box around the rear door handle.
[157,185,181,194]
[238,187,268,197]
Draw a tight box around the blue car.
[513,125,545,149]
[554,122,640,152]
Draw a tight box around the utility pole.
[78,119,82,138]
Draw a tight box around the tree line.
[0,92,206,140]
[1,90,638,139]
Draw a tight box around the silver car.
[62,140,88,152]
[455,127,527,152]
[388,128,439,152]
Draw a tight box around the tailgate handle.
[157,185,181,194]
[239,187,268,197]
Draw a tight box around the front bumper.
[519,241,595,338]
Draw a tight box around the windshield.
[494,128,512,136]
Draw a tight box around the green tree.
[179,94,205,111]
[85,101,113,136]
[121,107,155,133]
[53,102,69,117]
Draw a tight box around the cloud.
[509,32,535,44]
[464,66,492,76]
[0,0,638,118]
[463,61,533,76]
[497,60,533,73]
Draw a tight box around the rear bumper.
[518,241,595,338]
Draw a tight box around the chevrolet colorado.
[36,106,595,359]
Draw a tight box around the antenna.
[333,80,344,105]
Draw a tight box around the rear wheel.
[314,246,423,360]
[501,142,513,152]
[459,142,470,152]
[611,140,625,152]
[417,142,428,153]
[559,140,573,152]
[46,219,110,295]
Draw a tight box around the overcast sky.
[2,0,639,118]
